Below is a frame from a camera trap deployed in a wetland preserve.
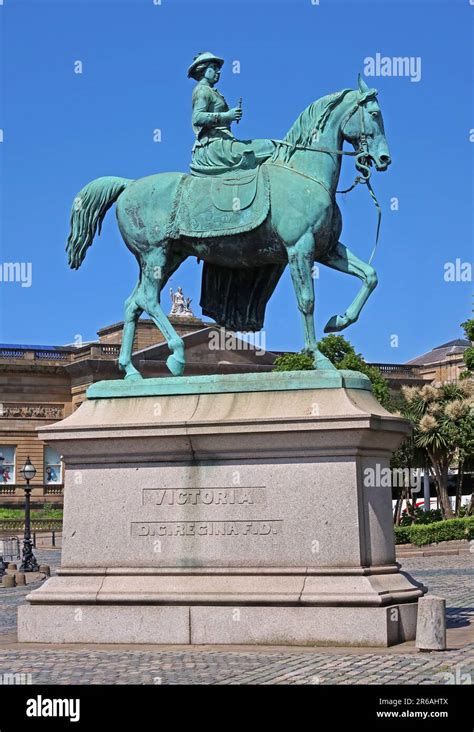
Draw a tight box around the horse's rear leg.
[323,241,378,333]
[135,248,186,376]
[118,282,144,380]
[287,231,336,370]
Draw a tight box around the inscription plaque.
[135,486,279,540]
[131,520,281,537]
[142,486,260,506]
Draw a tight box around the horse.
[66,75,391,380]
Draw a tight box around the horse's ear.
[358,74,370,93]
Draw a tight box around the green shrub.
[393,526,412,545]
[463,346,474,372]
[274,352,314,371]
[394,516,474,546]
[0,507,63,521]
[399,507,443,526]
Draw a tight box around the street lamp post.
[19,457,39,573]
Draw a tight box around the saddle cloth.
[171,165,270,238]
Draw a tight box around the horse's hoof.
[167,354,185,377]
[323,315,347,333]
[124,371,144,381]
[313,355,337,371]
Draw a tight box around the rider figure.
[187,51,275,176]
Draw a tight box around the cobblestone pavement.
[0,550,62,639]
[399,555,473,630]
[0,551,472,685]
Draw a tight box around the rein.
[272,99,382,264]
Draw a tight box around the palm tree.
[400,380,474,519]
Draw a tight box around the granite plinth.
[19,371,425,646]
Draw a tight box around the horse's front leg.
[322,241,378,333]
[287,231,337,370]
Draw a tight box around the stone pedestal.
[19,371,425,646]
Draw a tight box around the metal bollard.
[416,595,446,651]
[52,530,56,547]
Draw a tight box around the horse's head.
[342,75,391,173]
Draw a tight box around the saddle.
[170,164,271,239]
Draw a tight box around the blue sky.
[0,0,472,363]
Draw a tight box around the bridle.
[338,97,382,263]
[272,92,383,263]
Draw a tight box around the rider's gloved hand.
[222,107,242,123]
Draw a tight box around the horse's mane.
[283,88,354,147]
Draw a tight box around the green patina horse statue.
[67,75,391,379]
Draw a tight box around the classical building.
[0,297,470,508]
[0,343,73,508]
[369,338,471,393]
[405,338,470,383]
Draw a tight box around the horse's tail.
[66,176,132,269]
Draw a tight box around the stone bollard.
[7,563,17,571]
[39,565,50,577]
[416,595,446,651]
[15,572,26,586]
[2,574,16,588]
